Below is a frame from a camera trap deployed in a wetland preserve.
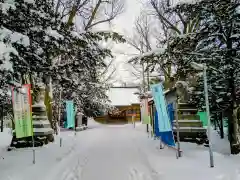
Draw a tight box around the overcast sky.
[108,0,183,85]
[95,0,181,85]
[104,0,143,85]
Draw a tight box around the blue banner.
[151,83,175,147]
[66,100,74,128]
[154,110,161,137]
[167,103,174,127]
[151,84,171,132]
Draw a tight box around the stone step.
[178,103,197,109]
[178,108,198,112]
[173,120,203,127]
[178,108,198,114]
[177,114,200,120]
[12,128,54,136]
[173,127,206,133]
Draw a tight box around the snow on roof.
[140,47,166,58]
[128,47,167,64]
[172,0,202,7]
[107,87,140,106]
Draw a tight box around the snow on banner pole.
[191,62,214,168]
[150,83,175,150]
[203,64,214,168]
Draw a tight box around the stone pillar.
[32,85,54,138]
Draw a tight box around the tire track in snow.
[129,167,153,180]
[57,155,89,180]
[129,130,163,180]
[45,138,94,180]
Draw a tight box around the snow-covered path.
[46,123,161,180]
[1,120,240,180]
[77,127,159,180]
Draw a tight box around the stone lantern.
[32,84,54,144]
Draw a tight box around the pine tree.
[171,0,240,154]
[51,31,125,117]
[0,0,125,124]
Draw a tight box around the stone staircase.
[173,103,208,144]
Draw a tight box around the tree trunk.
[227,36,240,154]
[66,5,78,28]
[84,0,102,30]
[44,82,55,132]
[219,112,224,139]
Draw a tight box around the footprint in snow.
[129,168,153,180]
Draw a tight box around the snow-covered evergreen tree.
[0,0,125,121]
[170,0,240,154]
[51,31,125,117]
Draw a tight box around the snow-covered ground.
[0,120,240,180]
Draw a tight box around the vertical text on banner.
[12,84,33,138]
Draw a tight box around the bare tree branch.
[66,0,90,27]
[149,0,181,34]
[103,66,116,83]
[59,0,124,31]
[100,59,115,77]
[84,0,124,31]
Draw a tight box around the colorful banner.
[151,83,175,146]
[66,100,74,128]
[167,103,175,127]
[12,84,33,138]
[140,98,150,124]
[154,110,175,146]
[197,111,208,127]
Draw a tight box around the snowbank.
[0,130,81,180]
[1,122,240,180]
[0,128,12,151]
[134,124,240,180]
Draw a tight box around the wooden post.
[132,115,135,128]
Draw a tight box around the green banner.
[141,99,151,124]
[12,84,33,138]
[197,111,208,127]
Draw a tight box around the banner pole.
[29,85,35,164]
[32,134,35,164]
[175,101,182,158]
[58,89,62,147]
[74,106,76,136]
